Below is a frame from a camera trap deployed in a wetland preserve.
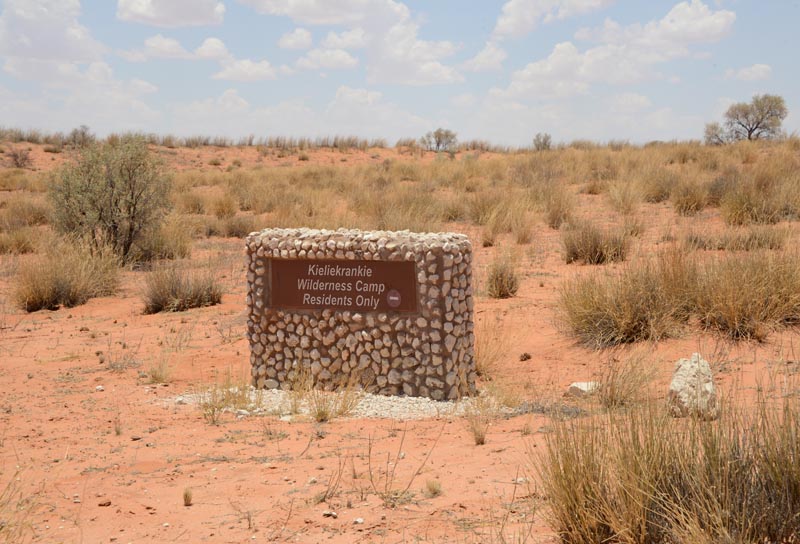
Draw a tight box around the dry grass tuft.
[538,391,800,543]
[560,249,695,347]
[562,221,629,265]
[485,252,519,299]
[143,264,223,313]
[14,239,119,312]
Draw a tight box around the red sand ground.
[1,145,796,543]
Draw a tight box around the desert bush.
[14,239,119,312]
[671,179,707,216]
[486,253,519,299]
[8,147,32,168]
[562,221,629,264]
[143,265,223,313]
[539,393,800,544]
[49,136,171,263]
[560,250,695,347]
[532,132,552,151]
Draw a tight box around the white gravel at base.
[171,386,482,420]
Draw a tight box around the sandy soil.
[1,145,796,543]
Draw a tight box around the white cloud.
[213,59,276,81]
[117,0,225,27]
[493,0,615,39]
[121,35,228,62]
[493,1,736,100]
[463,41,507,72]
[195,37,231,60]
[237,0,406,26]
[278,28,312,49]
[368,20,462,85]
[0,0,107,62]
[296,48,358,70]
[143,34,192,58]
[725,63,771,81]
[0,60,160,134]
[322,28,368,49]
[240,0,461,85]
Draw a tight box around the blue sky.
[0,0,797,145]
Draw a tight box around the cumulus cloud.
[278,27,312,49]
[213,59,276,81]
[296,48,358,70]
[117,0,225,27]
[240,0,461,85]
[725,63,771,81]
[321,28,368,49]
[492,1,736,100]
[0,0,107,62]
[121,35,231,62]
[462,41,507,72]
[142,34,192,58]
[195,37,231,60]
[493,0,615,39]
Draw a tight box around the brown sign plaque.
[269,258,418,313]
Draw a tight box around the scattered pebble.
[95,385,105,392]
[322,510,338,519]
[353,517,364,525]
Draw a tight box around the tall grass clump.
[671,179,706,216]
[539,393,800,544]
[485,252,519,299]
[14,239,119,312]
[562,221,629,265]
[693,251,800,340]
[544,186,574,229]
[607,181,640,215]
[559,250,695,347]
[143,265,223,313]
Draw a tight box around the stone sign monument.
[246,228,476,400]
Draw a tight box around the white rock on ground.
[564,381,599,398]
[667,353,718,420]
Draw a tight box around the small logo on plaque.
[386,289,402,308]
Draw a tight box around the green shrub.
[49,136,171,263]
[143,265,223,313]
